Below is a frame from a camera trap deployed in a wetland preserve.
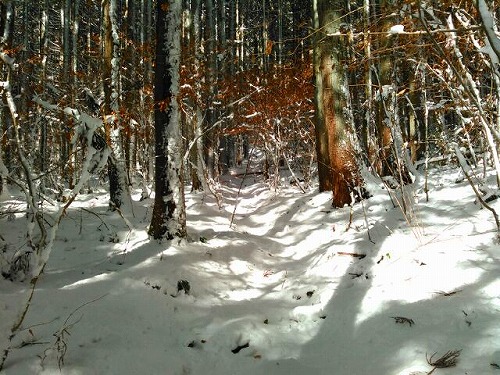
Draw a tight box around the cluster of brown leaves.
[220,59,315,146]
[178,42,316,157]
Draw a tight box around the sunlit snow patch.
[389,24,405,34]
[61,272,111,289]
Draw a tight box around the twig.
[337,251,366,259]
[282,149,306,193]
[360,194,375,244]
[392,316,415,326]
[63,294,108,327]
[426,349,461,374]
[112,205,133,231]
[434,289,462,297]
[39,294,108,371]
[455,146,500,234]
[229,147,256,228]
[345,206,353,232]
[0,275,40,371]
[80,208,110,231]
[20,317,59,332]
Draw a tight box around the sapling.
[455,145,500,237]
[0,98,116,370]
[38,294,107,371]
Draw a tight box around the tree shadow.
[3,175,499,375]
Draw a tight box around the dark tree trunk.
[149,0,186,240]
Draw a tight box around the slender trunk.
[204,0,217,178]
[362,0,372,161]
[61,0,73,186]
[375,0,396,177]
[312,0,332,191]
[38,0,49,190]
[190,0,203,190]
[103,0,132,213]
[71,0,80,186]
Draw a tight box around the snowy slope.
[1,166,499,375]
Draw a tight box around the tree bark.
[312,0,332,192]
[313,0,364,207]
[102,0,131,213]
[149,0,186,240]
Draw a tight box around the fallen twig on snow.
[426,349,461,374]
[392,316,415,326]
[337,251,366,259]
[434,289,462,297]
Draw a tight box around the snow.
[0,52,15,67]
[477,0,500,68]
[1,166,500,374]
[389,24,405,34]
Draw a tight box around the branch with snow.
[388,24,404,35]
[476,0,500,69]
[455,145,500,235]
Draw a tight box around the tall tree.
[102,0,132,212]
[149,0,187,240]
[313,0,364,207]
[375,0,398,177]
[0,0,14,197]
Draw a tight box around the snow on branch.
[388,24,405,34]
[476,0,500,69]
[324,26,481,38]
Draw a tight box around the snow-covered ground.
[1,166,499,375]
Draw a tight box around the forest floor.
[0,165,500,375]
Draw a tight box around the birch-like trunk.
[103,0,132,214]
[475,0,500,65]
[474,0,500,132]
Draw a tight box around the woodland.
[1,0,500,374]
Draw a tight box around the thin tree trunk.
[190,0,204,190]
[102,0,132,213]
[312,0,332,192]
[37,0,50,191]
[61,0,73,186]
[204,0,217,179]
[375,0,396,177]
[362,0,372,161]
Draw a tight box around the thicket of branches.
[0,0,498,266]
[0,0,499,370]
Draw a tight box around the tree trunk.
[102,0,131,213]
[37,0,50,191]
[204,0,218,179]
[375,0,395,177]
[149,0,186,240]
[313,0,364,207]
[312,0,332,192]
